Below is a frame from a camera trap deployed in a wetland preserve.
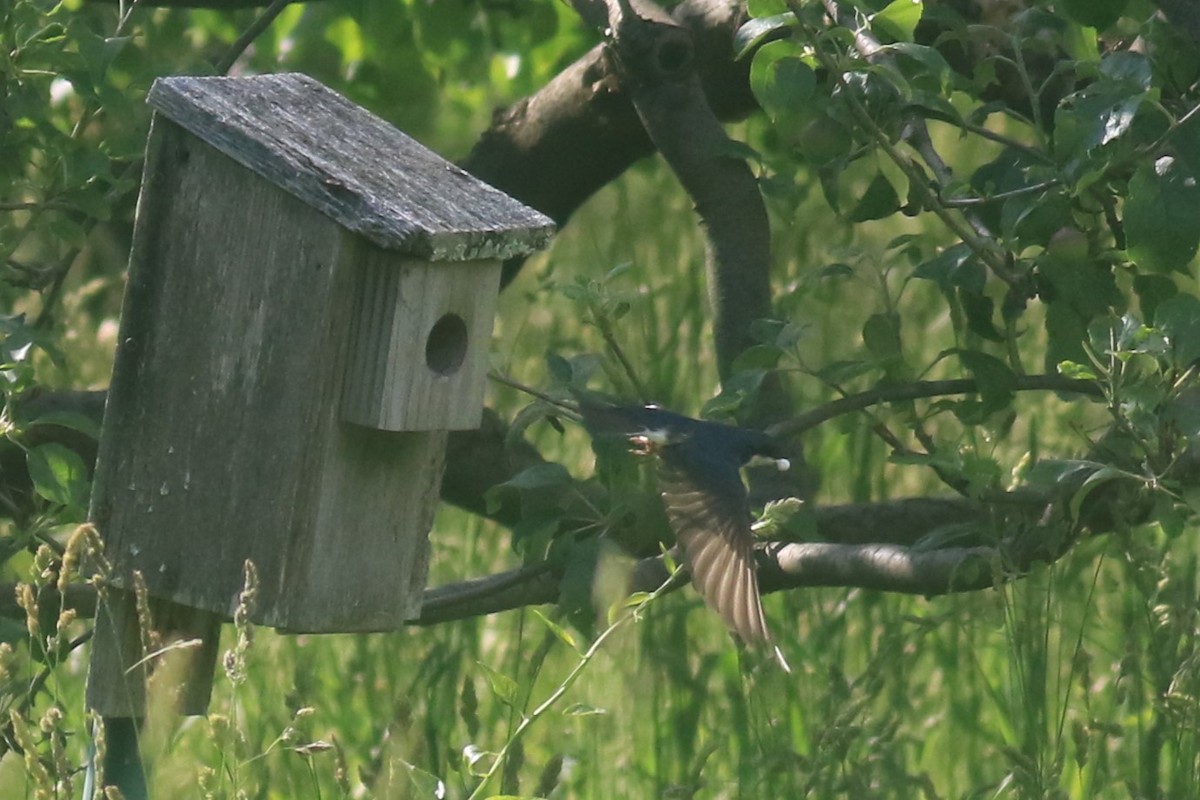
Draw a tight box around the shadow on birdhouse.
[85,73,553,720]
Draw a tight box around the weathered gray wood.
[87,590,147,718]
[87,590,221,717]
[340,254,500,431]
[147,73,555,261]
[89,116,444,631]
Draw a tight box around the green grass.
[4,141,1199,800]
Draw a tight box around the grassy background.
[3,3,1199,796]
[5,152,1197,800]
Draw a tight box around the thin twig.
[939,179,1063,208]
[487,372,577,414]
[213,0,293,75]
[596,320,650,402]
[767,374,1101,439]
[944,116,1053,163]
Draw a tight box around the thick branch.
[463,0,761,288]
[602,0,773,384]
[0,495,1005,625]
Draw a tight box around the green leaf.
[848,172,900,222]
[400,760,446,797]
[710,137,762,165]
[1053,82,1148,157]
[1044,301,1089,372]
[531,609,581,652]
[913,244,984,293]
[1057,360,1098,381]
[500,463,572,491]
[1154,294,1200,367]
[1100,51,1152,89]
[558,536,602,638]
[1058,0,1129,32]
[25,410,101,440]
[1133,274,1178,323]
[816,359,876,384]
[957,350,1016,415]
[26,443,90,509]
[1069,465,1133,520]
[752,497,816,539]
[461,744,496,776]
[1023,459,1105,490]
[511,514,559,562]
[911,521,988,552]
[732,344,784,372]
[862,312,904,377]
[1037,256,1118,319]
[700,369,767,418]
[474,662,519,709]
[734,13,795,59]
[871,0,923,43]
[750,318,806,349]
[960,291,1004,342]
[1086,314,1155,358]
[884,42,952,92]
[1002,192,1072,248]
[750,41,815,117]
[1125,156,1200,273]
[506,402,561,452]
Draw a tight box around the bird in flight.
[576,397,792,670]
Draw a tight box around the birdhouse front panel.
[339,243,501,433]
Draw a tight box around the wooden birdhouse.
[85,73,552,716]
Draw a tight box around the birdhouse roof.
[147,73,555,261]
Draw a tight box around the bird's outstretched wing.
[656,459,771,644]
[575,395,791,669]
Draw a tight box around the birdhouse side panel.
[90,117,353,620]
[271,425,446,632]
[340,251,501,432]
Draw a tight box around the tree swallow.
[577,398,791,669]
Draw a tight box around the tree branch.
[0,494,1032,626]
[769,374,1101,438]
[597,0,774,386]
[463,0,762,287]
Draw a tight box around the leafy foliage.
[2,0,1200,798]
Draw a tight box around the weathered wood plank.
[147,73,555,260]
[340,253,501,431]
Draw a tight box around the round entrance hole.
[425,313,469,376]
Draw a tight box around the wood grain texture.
[89,118,442,632]
[340,251,500,431]
[147,73,555,261]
